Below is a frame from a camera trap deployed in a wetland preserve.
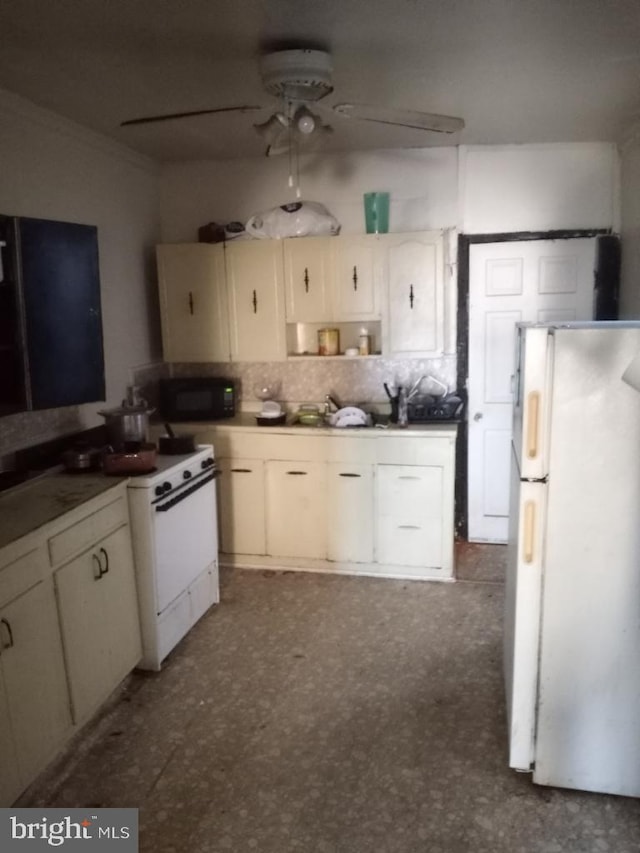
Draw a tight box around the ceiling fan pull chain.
[352,266,358,291]
[252,289,258,313]
[304,268,310,293]
[409,284,414,309]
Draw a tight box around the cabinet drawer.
[48,497,128,567]
[0,545,47,609]
[375,436,454,466]
[377,465,443,520]
[377,518,443,568]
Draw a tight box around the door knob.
[473,412,483,421]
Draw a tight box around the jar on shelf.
[318,328,340,356]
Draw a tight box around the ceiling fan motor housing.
[260,49,334,101]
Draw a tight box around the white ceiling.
[1,0,640,162]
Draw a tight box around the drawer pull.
[231,468,253,473]
[286,470,308,476]
[398,524,421,530]
[339,472,362,478]
[0,618,14,650]
[399,475,421,480]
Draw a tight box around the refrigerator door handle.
[523,500,536,563]
[526,392,540,459]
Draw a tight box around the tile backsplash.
[0,357,456,463]
[171,356,458,409]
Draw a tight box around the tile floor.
[20,546,640,853]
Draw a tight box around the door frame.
[454,229,618,540]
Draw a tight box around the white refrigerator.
[504,321,640,798]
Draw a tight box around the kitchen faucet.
[323,394,342,416]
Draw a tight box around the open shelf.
[286,320,382,360]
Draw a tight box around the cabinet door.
[226,241,286,361]
[0,672,20,805]
[157,243,229,362]
[20,218,104,409]
[327,463,374,563]
[0,578,71,791]
[266,461,327,559]
[54,524,141,723]
[217,458,266,556]
[383,232,444,357]
[376,464,443,567]
[283,237,332,321]
[333,236,379,320]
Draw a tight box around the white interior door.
[467,238,596,543]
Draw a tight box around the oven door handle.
[155,470,219,512]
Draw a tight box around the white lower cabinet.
[197,425,456,580]
[0,564,71,805]
[376,465,443,568]
[266,460,327,559]
[54,523,142,724]
[0,480,144,805]
[217,458,266,556]
[327,463,374,563]
[0,672,19,806]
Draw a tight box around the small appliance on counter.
[159,377,235,422]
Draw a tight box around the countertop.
[0,471,128,551]
[154,413,459,437]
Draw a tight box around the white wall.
[620,134,640,318]
[0,89,161,455]
[159,141,620,407]
[161,142,619,243]
[459,143,619,234]
[160,148,458,241]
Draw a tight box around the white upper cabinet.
[284,237,333,322]
[382,231,445,357]
[332,236,380,321]
[225,240,287,362]
[157,243,229,362]
[156,230,448,364]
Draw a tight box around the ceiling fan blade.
[332,103,464,134]
[120,105,264,128]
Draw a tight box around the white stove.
[127,444,219,670]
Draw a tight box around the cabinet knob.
[473,411,483,421]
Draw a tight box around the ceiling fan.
[120,48,465,157]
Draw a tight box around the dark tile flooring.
[19,546,640,852]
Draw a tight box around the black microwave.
[159,377,236,421]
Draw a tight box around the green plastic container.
[363,192,390,233]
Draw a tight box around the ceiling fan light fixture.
[295,106,317,135]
